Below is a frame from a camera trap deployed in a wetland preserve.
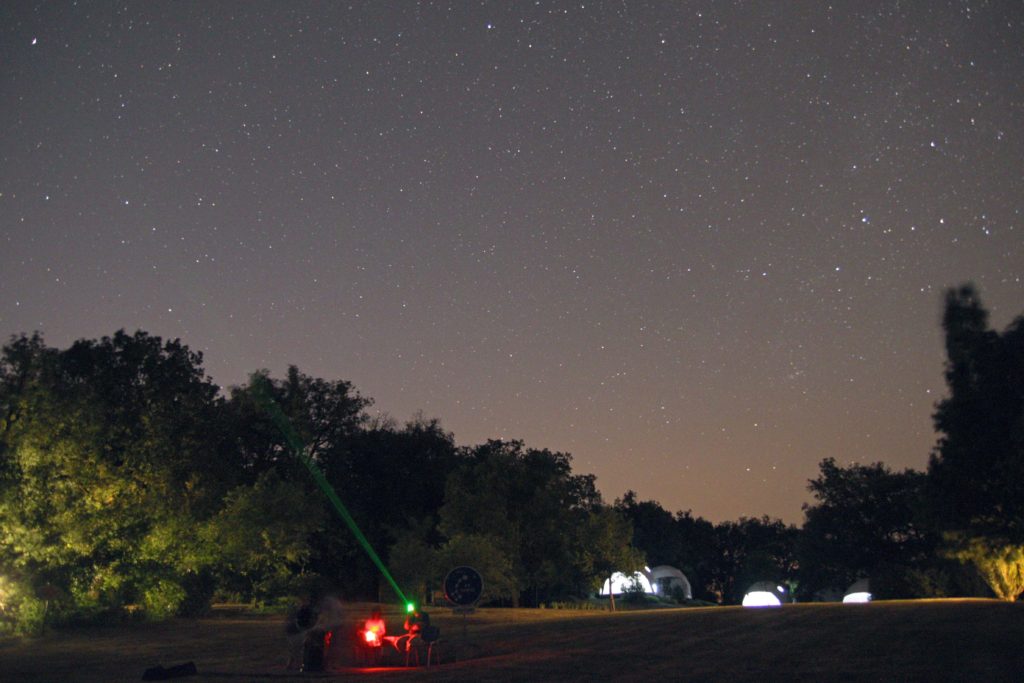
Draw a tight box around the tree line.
[618,285,1023,604]
[1,284,1021,633]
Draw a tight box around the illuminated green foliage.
[949,536,1024,602]
[0,331,225,628]
[200,471,325,600]
[0,333,329,628]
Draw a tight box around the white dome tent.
[599,569,653,595]
[843,578,872,603]
[599,565,693,598]
[742,581,786,607]
[649,565,693,600]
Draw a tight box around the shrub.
[0,576,49,635]
[178,570,216,617]
[142,579,187,619]
[542,599,606,610]
[950,538,1024,602]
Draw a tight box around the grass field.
[1,599,1021,681]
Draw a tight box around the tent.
[599,565,693,598]
[843,578,872,603]
[742,581,786,607]
[649,565,693,600]
[600,570,653,595]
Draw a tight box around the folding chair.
[404,625,441,667]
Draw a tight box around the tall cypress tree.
[928,285,1024,540]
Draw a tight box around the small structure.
[843,578,872,603]
[599,565,693,599]
[742,581,786,607]
[649,565,693,600]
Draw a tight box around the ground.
[1,599,1021,681]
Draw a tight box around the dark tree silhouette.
[439,439,602,606]
[799,458,932,598]
[709,516,799,604]
[614,492,718,601]
[928,284,1024,540]
[615,491,683,567]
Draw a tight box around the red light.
[363,630,379,645]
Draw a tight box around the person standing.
[284,597,317,670]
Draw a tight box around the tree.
[928,284,1024,540]
[948,536,1024,602]
[337,415,458,531]
[387,519,439,606]
[799,458,932,598]
[200,471,325,601]
[223,367,371,480]
[0,331,224,628]
[319,416,459,593]
[614,491,721,601]
[673,510,719,601]
[221,368,376,599]
[615,491,683,567]
[576,506,643,611]
[439,440,600,605]
[436,533,518,605]
[708,517,799,604]
[922,285,1024,597]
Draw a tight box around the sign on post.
[444,565,483,638]
[444,565,483,607]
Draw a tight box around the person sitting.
[362,607,386,647]
[403,607,430,636]
[402,609,437,666]
[349,606,385,664]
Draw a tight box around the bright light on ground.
[843,592,873,603]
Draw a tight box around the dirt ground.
[1,599,1021,682]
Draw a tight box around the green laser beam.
[252,376,409,606]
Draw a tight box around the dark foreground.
[1,599,1021,682]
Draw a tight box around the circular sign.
[444,566,483,606]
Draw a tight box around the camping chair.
[405,625,441,667]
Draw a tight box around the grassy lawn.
[1,599,1021,681]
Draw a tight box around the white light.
[843,592,872,603]
[600,571,653,595]
[742,591,782,608]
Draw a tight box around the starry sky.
[2,2,1022,523]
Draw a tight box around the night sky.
[2,2,1022,523]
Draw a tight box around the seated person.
[403,608,430,637]
[362,607,386,647]
[401,608,439,665]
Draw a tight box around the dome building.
[599,565,693,599]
